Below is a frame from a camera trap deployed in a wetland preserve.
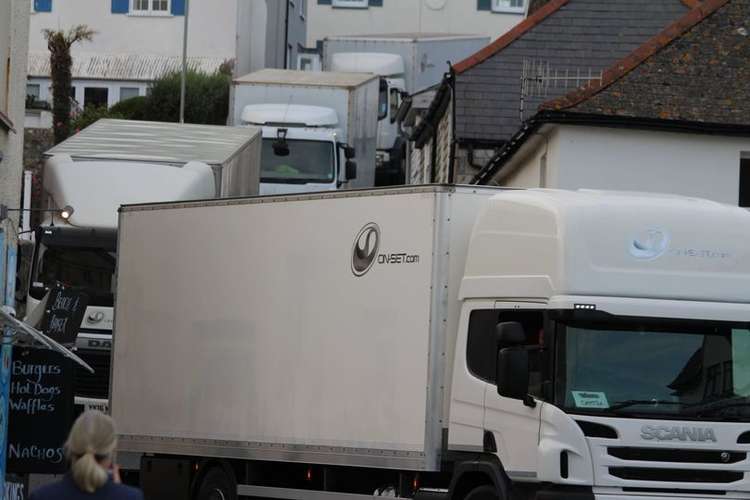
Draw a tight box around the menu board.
[40,286,88,346]
[6,348,73,474]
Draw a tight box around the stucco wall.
[0,0,31,223]
[307,1,521,47]
[28,0,237,60]
[500,125,750,205]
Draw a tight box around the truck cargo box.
[111,186,496,471]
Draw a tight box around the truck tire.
[464,485,500,500]
[196,466,237,500]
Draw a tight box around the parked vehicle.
[112,186,750,500]
[322,34,489,184]
[24,119,261,412]
[231,69,378,195]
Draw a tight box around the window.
[26,84,40,100]
[84,87,109,109]
[740,158,750,208]
[377,79,388,121]
[493,0,525,13]
[119,87,140,101]
[131,0,169,14]
[466,309,545,397]
[332,0,368,8]
[300,0,306,19]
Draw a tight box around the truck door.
[479,307,544,481]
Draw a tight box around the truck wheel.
[196,466,237,500]
[464,485,500,500]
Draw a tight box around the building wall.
[500,125,750,205]
[407,104,453,184]
[307,0,523,47]
[0,0,31,222]
[28,0,237,60]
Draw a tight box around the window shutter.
[34,0,52,12]
[368,0,383,6]
[477,0,492,10]
[318,0,332,4]
[111,0,129,14]
[171,0,185,15]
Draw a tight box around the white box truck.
[231,69,379,195]
[24,119,261,413]
[322,34,489,184]
[112,186,750,500]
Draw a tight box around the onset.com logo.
[352,223,380,277]
[629,228,670,260]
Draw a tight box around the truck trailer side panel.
[112,187,492,470]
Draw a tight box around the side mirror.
[495,322,533,406]
[345,161,357,181]
[344,146,356,160]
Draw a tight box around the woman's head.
[65,410,117,493]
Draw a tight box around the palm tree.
[43,25,95,144]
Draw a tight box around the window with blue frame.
[112,0,184,15]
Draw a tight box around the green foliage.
[44,25,95,144]
[109,96,148,120]
[71,106,124,133]
[144,69,231,125]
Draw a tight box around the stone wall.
[23,127,53,223]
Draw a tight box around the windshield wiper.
[692,398,750,418]
[608,399,684,411]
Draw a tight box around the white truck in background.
[231,69,379,195]
[322,34,489,184]
[24,119,261,412]
[113,186,750,500]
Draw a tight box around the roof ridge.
[541,0,730,111]
[452,0,569,74]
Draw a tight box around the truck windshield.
[261,139,335,184]
[30,230,117,306]
[556,318,750,421]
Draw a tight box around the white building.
[474,0,750,207]
[307,0,528,48]
[0,0,30,213]
[27,0,307,109]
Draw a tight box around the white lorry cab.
[323,35,489,184]
[25,119,261,412]
[240,104,354,195]
[112,186,750,500]
[232,69,379,195]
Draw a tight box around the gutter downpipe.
[447,66,457,184]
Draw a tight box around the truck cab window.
[378,79,388,121]
[467,309,545,398]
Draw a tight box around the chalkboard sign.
[3,474,27,500]
[40,286,89,346]
[6,348,73,474]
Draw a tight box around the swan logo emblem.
[352,223,380,277]
[629,229,670,260]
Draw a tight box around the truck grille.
[73,350,111,399]
[608,447,746,464]
[609,467,743,484]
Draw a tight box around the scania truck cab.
[448,190,750,500]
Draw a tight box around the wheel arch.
[449,456,510,500]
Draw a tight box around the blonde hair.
[65,410,117,493]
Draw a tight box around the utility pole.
[179,0,190,124]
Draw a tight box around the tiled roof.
[453,0,690,143]
[27,52,227,81]
[543,0,749,126]
[472,0,750,185]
